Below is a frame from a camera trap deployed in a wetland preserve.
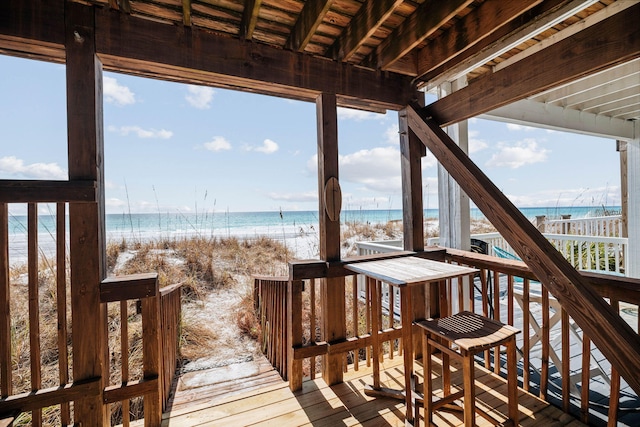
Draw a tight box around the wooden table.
[345,256,478,426]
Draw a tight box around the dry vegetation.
[7,218,495,425]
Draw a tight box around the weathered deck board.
[163,353,586,426]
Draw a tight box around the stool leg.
[462,351,475,427]
[425,335,433,426]
[442,335,451,396]
[507,339,519,424]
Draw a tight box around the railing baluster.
[56,202,71,425]
[607,299,621,426]
[351,277,359,370]
[522,278,530,392]
[0,203,11,399]
[28,203,42,427]
[540,286,550,400]
[561,308,570,413]
[121,300,130,427]
[493,268,500,373]
[310,278,316,379]
[580,334,591,423]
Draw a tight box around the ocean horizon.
[6,205,621,263]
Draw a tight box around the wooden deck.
[161,354,586,426]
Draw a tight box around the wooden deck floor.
[161,354,587,427]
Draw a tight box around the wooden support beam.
[141,282,162,425]
[239,0,261,40]
[416,0,543,79]
[423,2,640,126]
[369,0,473,70]
[406,104,640,394]
[316,93,345,386]
[64,3,109,424]
[285,0,333,52]
[399,109,424,252]
[1,0,415,111]
[327,0,402,61]
[0,180,97,203]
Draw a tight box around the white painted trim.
[627,123,639,278]
[481,99,635,141]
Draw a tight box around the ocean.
[5,206,620,263]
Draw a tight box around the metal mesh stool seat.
[413,311,520,427]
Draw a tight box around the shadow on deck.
[161,354,587,426]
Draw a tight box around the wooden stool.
[413,311,520,427]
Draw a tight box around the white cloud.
[506,123,535,132]
[0,156,66,180]
[267,191,317,202]
[468,130,488,154]
[203,136,232,152]
[308,146,402,193]
[337,107,385,121]
[385,124,399,145]
[506,185,621,208]
[108,125,173,139]
[185,85,214,109]
[254,139,279,154]
[103,76,136,106]
[486,138,549,169]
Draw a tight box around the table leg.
[401,286,415,425]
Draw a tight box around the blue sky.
[0,55,622,215]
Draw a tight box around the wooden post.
[536,215,546,233]
[287,279,303,391]
[65,3,109,424]
[626,129,639,278]
[141,279,162,426]
[316,93,345,386]
[399,108,428,355]
[618,141,628,238]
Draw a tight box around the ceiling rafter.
[416,0,543,79]
[421,0,599,89]
[240,0,261,40]
[285,0,333,52]
[182,0,191,26]
[368,0,474,71]
[423,3,640,127]
[326,0,402,62]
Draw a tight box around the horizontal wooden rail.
[103,377,159,404]
[0,179,97,203]
[0,377,101,413]
[293,328,403,360]
[100,273,159,303]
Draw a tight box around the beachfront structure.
[1,1,639,426]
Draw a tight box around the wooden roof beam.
[240,0,261,40]
[423,2,640,127]
[285,0,333,52]
[406,104,640,395]
[182,0,191,27]
[368,0,473,71]
[326,0,403,62]
[415,0,543,80]
[421,0,598,89]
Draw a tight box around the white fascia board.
[481,99,635,141]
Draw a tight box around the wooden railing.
[100,274,182,426]
[0,200,182,426]
[257,248,639,425]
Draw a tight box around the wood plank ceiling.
[1,0,636,128]
[55,0,635,131]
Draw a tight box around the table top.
[344,256,478,287]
